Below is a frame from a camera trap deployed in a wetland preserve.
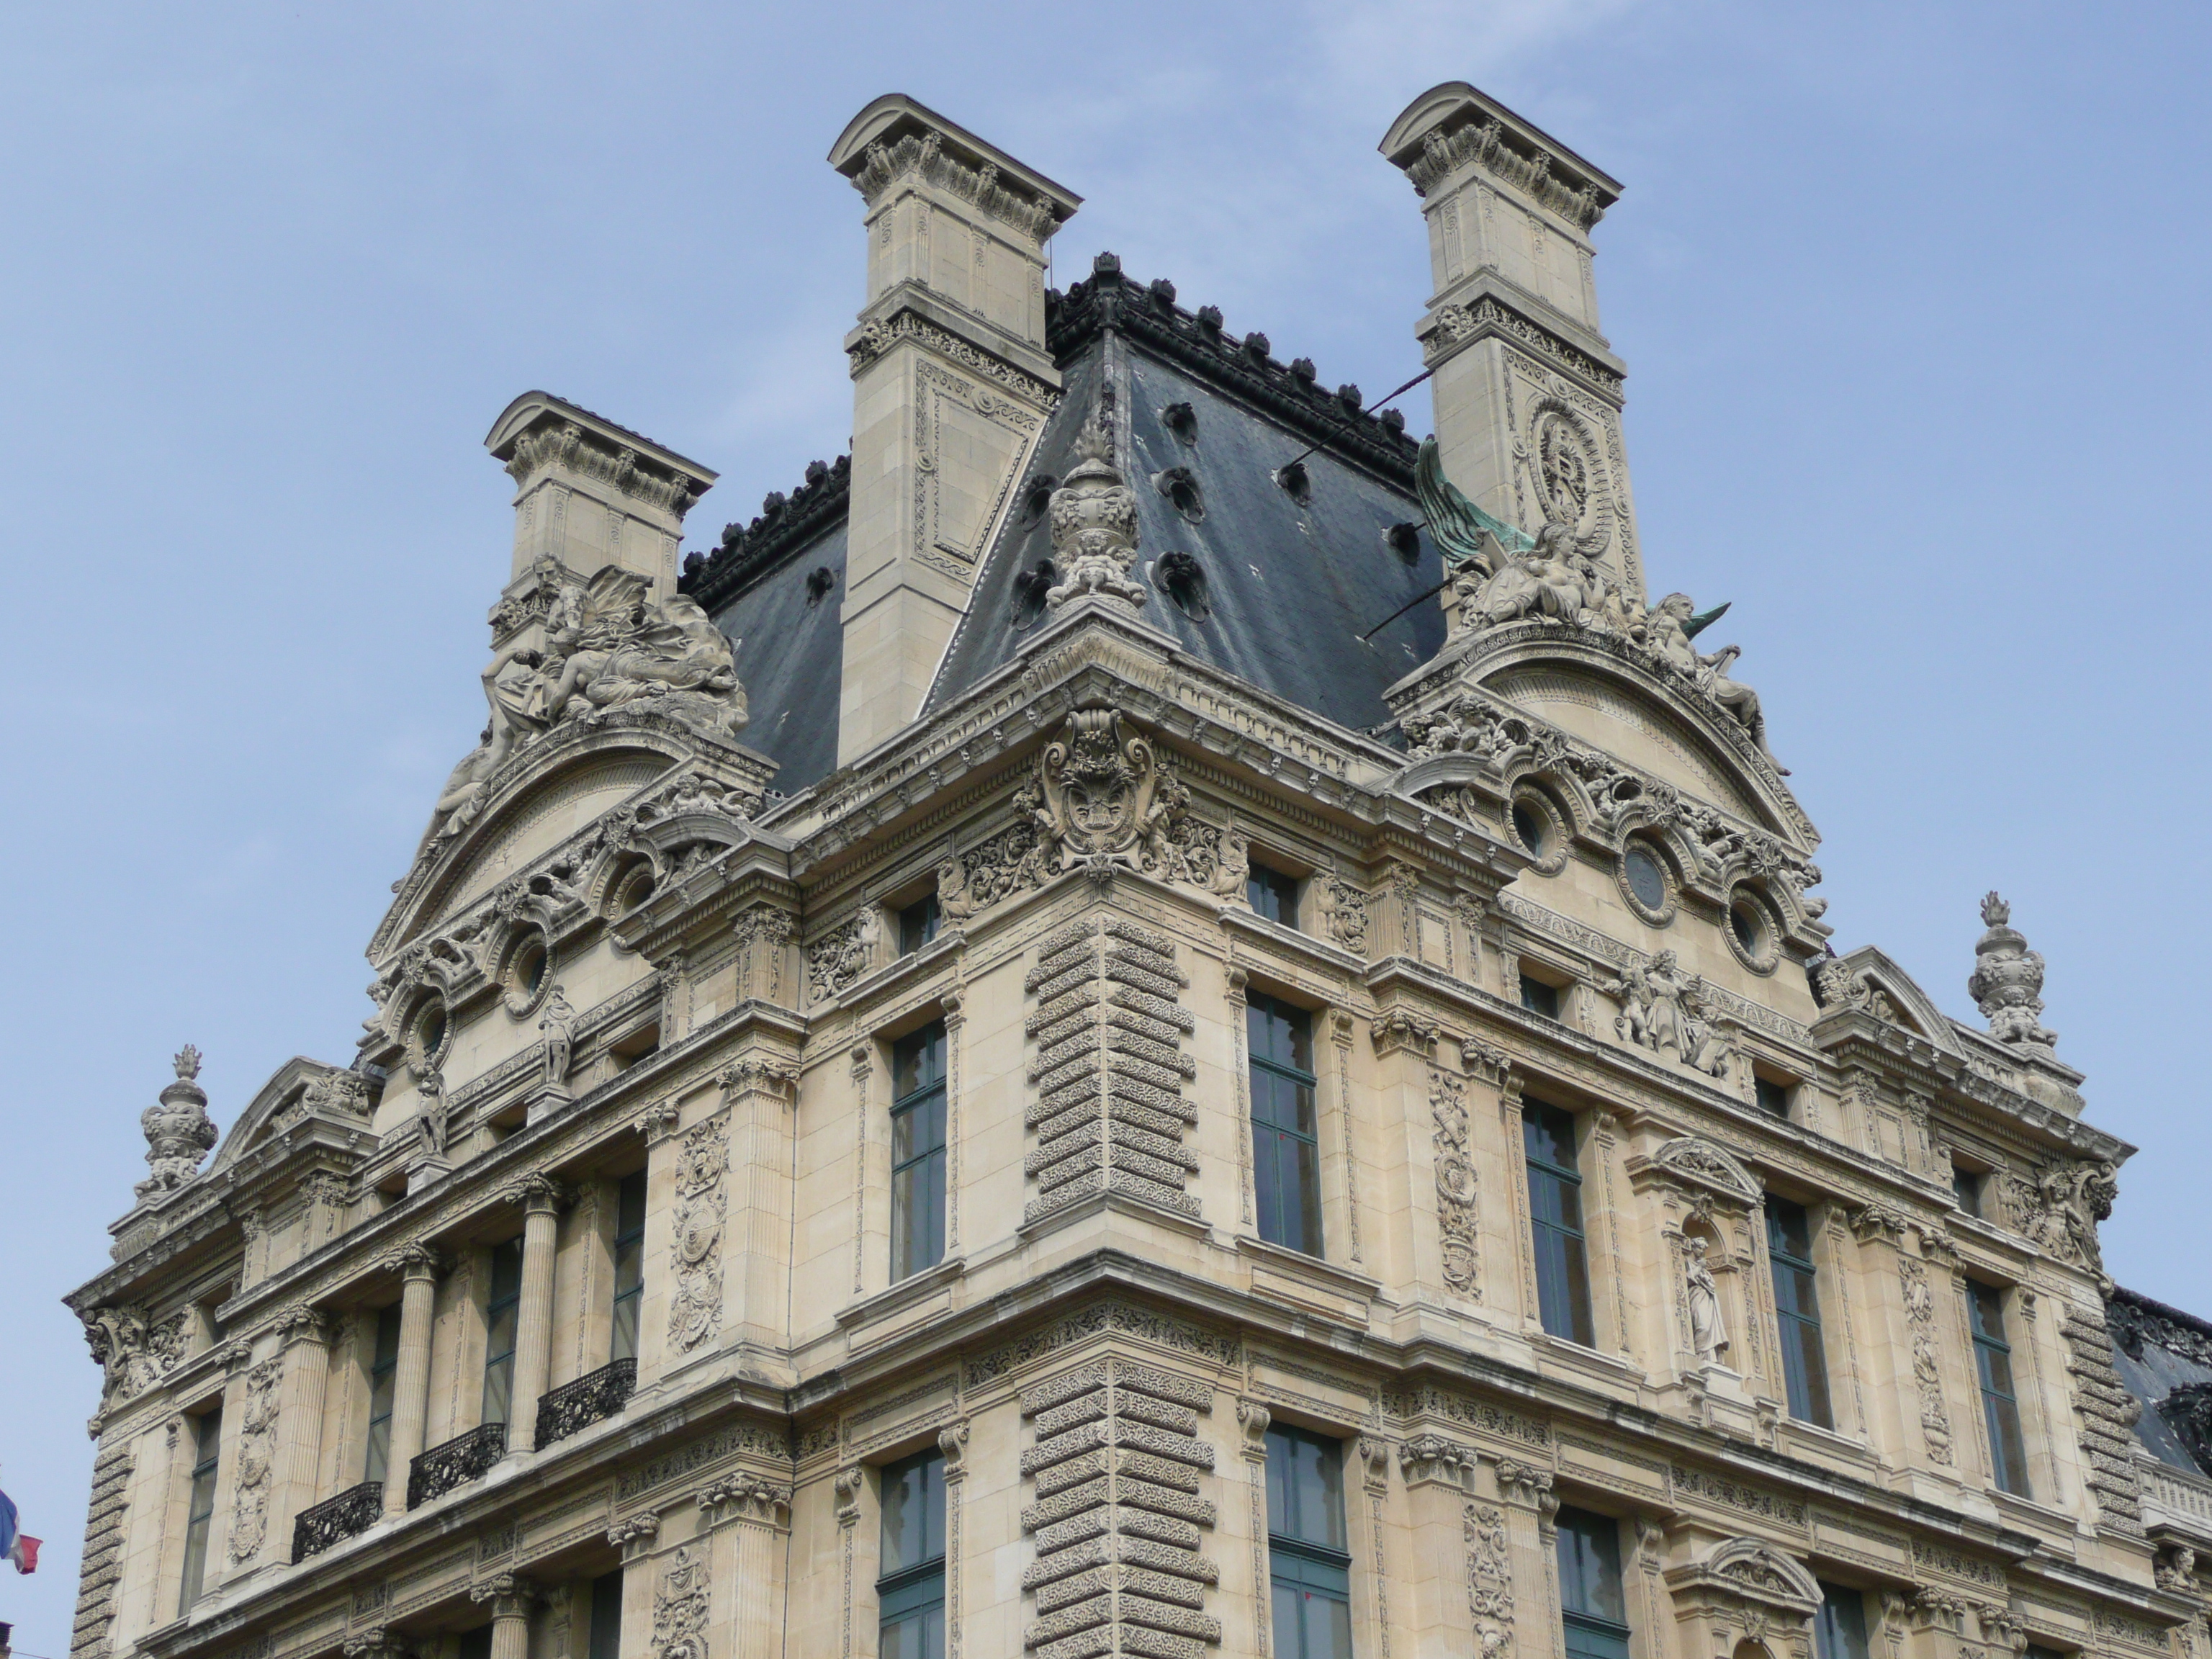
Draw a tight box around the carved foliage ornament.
[667,1118,727,1353]
[651,1543,710,1659]
[1431,1069,1482,1296]
[81,1303,190,1402]
[225,1357,285,1565]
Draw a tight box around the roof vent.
[1274,459,1312,506]
[1022,475,1058,521]
[1385,523,1421,562]
[1160,403,1197,444]
[806,566,836,606]
[1012,560,1057,628]
[1155,552,1212,621]
[1154,466,1205,524]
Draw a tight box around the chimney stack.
[1380,85,1647,602]
[827,95,1081,766]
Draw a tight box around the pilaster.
[264,1308,334,1563]
[717,1056,799,1352]
[382,1245,443,1515]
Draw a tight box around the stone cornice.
[483,391,717,519]
[1379,81,1620,226]
[829,94,1080,241]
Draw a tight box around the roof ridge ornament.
[136,1046,217,1202]
[1043,403,1148,614]
[1969,890,2059,1053]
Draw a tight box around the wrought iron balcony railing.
[535,1357,637,1449]
[407,1421,507,1509]
[291,1479,384,1561]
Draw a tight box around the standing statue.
[414,1069,450,1160]
[539,985,577,1092]
[137,1046,219,1200]
[1685,1237,1730,1364]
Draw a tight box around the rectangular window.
[1952,1164,1984,1218]
[891,1024,949,1282]
[481,1235,525,1425]
[610,1169,647,1362]
[362,1305,403,1485]
[457,1627,493,1659]
[1522,1102,1595,1346]
[1815,1583,1871,1659]
[1266,1426,1352,1659]
[177,1407,222,1614]
[1555,1508,1630,1659]
[899,894,941,956]
[1249,994,1323,1256]
[1969,1281,2031,1496]
[1766,1197,1834,1428]
[587,1570,624,1659]
[1519,974,1560,1020]
[878,1450,946,1659]
[1755,1075,1791,1119]
[1249,863,1301,929]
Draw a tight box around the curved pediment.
[371,712,778,963]
[1467,628,1807,845]
[208,1057,373,1175]
[1697,1538,1822,1608]
[1817,945,1963,1056]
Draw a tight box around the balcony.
[291,1480,383,1561]
[534,1357,637,1449]
[407,1421,507,1509]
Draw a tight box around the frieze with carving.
[1431,1068,1482,1296]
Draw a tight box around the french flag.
[0,1487,40,1574]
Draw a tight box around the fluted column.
[382,1244,443,1515]
[473,1573,538,1659]
[266,1306,334,1557]
[506,1176,568,1454]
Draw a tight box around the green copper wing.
[1416,436,1534,568]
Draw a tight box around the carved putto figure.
[1967,891,2059,1051]
[1684,1236,1730,1364]
[415,559,752,860]
[1043,413,1148,612]
[136,1045,218,1200]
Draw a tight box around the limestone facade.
[63,81,2212,1659]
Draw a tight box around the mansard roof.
[2109,1285,2212,1477]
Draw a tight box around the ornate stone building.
[61,81,2212,1659]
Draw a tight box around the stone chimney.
[483,392,718,603]
[827,94,1081,766]
[1379,84,1647,602]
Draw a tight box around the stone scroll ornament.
[415,559,753,860]
[1412,436,1777,763]
[137,1046,217,1200]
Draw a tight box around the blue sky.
[4,1,2207,1644]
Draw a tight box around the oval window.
[1730,901,1764,956]
[1511,798,1550,858]
[1623,844,1668,912]
[514,936,548,997]
[418,1000,448,1058]
[619,868,656,914]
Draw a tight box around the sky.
[4,0,2208,1646]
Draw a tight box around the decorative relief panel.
[669,1116,727,1354]
[225,1357,284,1564]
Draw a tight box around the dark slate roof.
[678,256,1451,792]
[2110,1285,2212,1476]
[927,260,1448,731]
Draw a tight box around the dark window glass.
[1556,1508,1629,1659]
[1267,1426,1352,1659]
[891,1024,949,1281]
[587,1570,624,1659]
[1523,1102,1596,1346]
[878,1451,946,1659]
[1519,975,1560,1020]
[1766,1198,1833,1428]
[1731,901,1763,955]
[363,1304,403,1484]
[1249,863,1301,929]
[611,1170,647,1362]
[1511,798,1550,858]
[1249,995,1323,1256]
[1815,1584,1871,1659]
[1755,1076,1791,1119]
[899,894,942,956]
[178,1408,222,1614]
[481,1235,525,1425]
[457,1628,493,1659]
[1952,1166,1983,1218]
[1969,1282,2031,1496]
[1623,844,1668,911]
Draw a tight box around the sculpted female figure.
[1686,1236,1730,1364]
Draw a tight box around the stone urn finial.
[1043,407,1148,613]
[1968,891,2058,1053]
[136,1046,218,1201]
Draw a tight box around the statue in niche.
[538,985,577,1092]
[1685,1236,1730,1365]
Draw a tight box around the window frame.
[610,1169,648,1362]
[1555,1506,1631,1659]
[877,1449,948,1659]
[178,1406,223,1614]
[480,1234,525,1426]
[1247,993,1323,1257]
[1968,1280,2032,1498]
[890,1022,950,1282]
[898,893,942,956]
[1814,1582,1871,1659]
[1518,973,1562,1021]
[1264,1425,1352,1659]
[1521,1100,1596,1347]
[1247,861,1303,930]
[363,1304,403,1485]
[1765,1196,1835,1429]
